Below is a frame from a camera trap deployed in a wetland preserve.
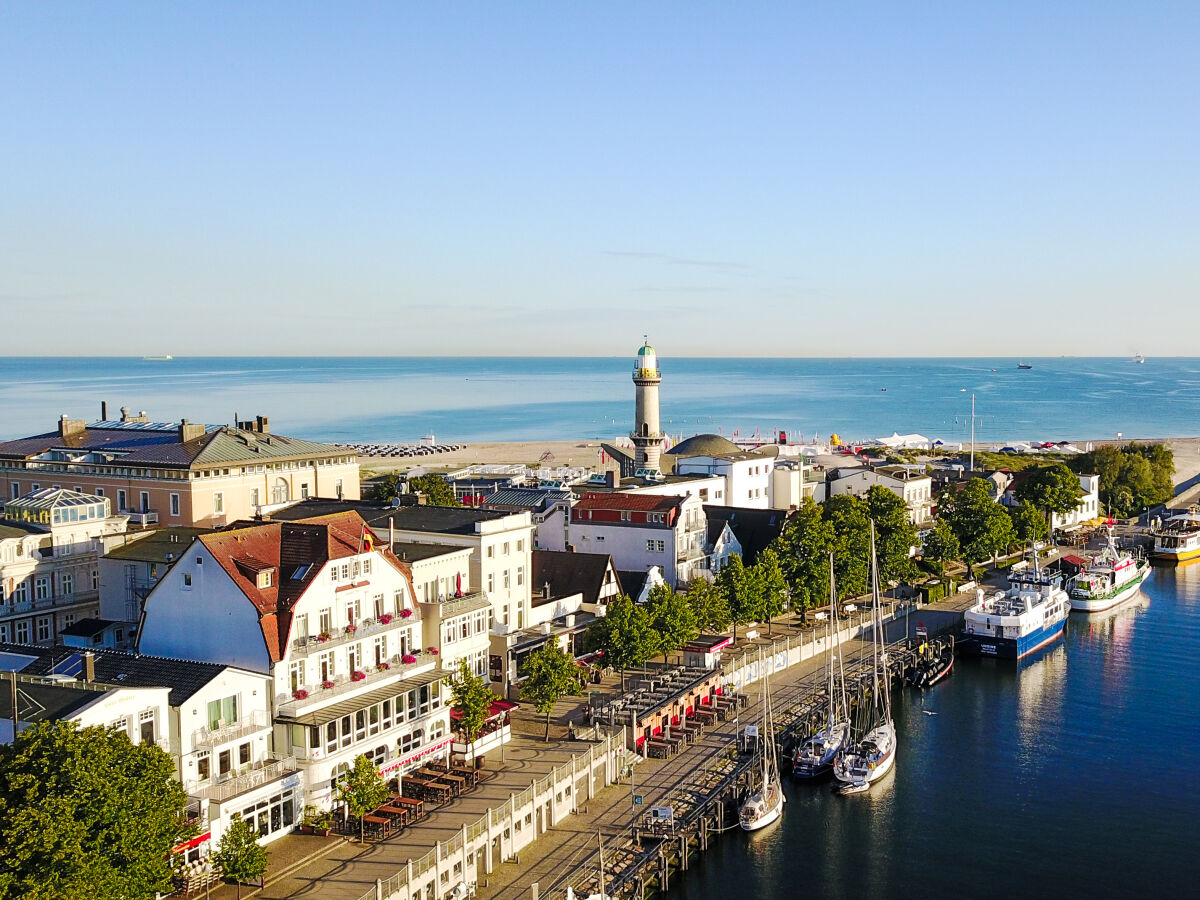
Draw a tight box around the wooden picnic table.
[361,814,392,838]
[375,804,410,826]
[645,739,675,759]
[402,776,450,803]
[449,766,479,787]
[390,795,425,811]
[417,767,464,796]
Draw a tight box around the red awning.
[450,699,518,722]
[172,832,211,854]
[1061,555,1088,567]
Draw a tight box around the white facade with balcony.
[569,494,708,586]
[0,489,128,646]
[137,513,455,812]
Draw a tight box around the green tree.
[1008,499,1048,545]
[717,554,760,641]
[0,720,191,900]
[406,474,461,507]
[646,585,698,663]
[212,813,269,899]
[865,485,919,585]
[1015,463,1083,532]
[753,547,789,634]
[941,478,1016,572]
[921,518,960,576]
[520,643,586,740]
[773,498,833,621]
[337,754,390,843]
[586,594,656,690]
[1070,442,1175,517]
[449,659,494,761]
[369,471,404,503]
[822,494,871,598]
[684,577,730,632]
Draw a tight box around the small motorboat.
[837,779,871,796]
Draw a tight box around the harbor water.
[4,356,1200,443]
[671,565,1200,899]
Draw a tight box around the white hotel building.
[138,511,451,810]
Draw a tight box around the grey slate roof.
[271,500,512,535]
[702,505,791,566]
[0,423,349,470]
[59,618,116,639]
[532,550,618,608]
[0,643,241,707]
[483,487,571,511]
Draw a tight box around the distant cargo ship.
[141,354,173,361]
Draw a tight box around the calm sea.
[671,565,1200,899]
[1,356,1197,445]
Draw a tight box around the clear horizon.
[3,2,1197,356]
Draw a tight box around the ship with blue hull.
[961,559,1070,660]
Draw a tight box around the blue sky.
[2,2,1197,357]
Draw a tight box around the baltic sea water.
[2,356,1199,444]
[671,566,1200,899]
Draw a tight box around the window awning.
[279,670,446,727]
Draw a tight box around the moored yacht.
[740,667,785,831]
[1069,526,1151,612]
[794,555,852,780]
[834,524,896,792]
[1152,511,1200,564]
[961,555,1069,659]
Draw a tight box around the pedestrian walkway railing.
[356,727,627,900]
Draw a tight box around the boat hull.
[739,802,782,832]
[1069,568,1149,613]
[834,724,896,786]
[961,616,1066,660]
[1151,545,1200,564]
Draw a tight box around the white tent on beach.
[875,432,931,450]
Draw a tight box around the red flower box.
[426,647,439,656]
[378,613,394,624]
[345,624,357,634]
[351,670,366,682]
[321,680,335,690]
[400,609,413,619]
[378,662,391,671]
[292,689,309,700]
[401,653,417,665]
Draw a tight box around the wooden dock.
[541,633,954,900]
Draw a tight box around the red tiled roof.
[574,492,684,513]
[199,511,414,662]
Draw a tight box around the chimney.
[58,414,86,437]
[256,415,270,435]
[100,400,108,420]
[82,652,96,683]
[605,470,617,489]
[179,419,206,442]
[120,405,130,421]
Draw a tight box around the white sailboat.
[834,523,897,791]
[793,554,851,779]
[739,663,785,831]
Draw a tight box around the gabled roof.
[195,511,415,662]
[574,493,684,513]
[0,642,241,706]
[702,505,791,566]
[532,550,619,608]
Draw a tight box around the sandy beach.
[358,436,1200,500]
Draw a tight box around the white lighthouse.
[631,338,664,473]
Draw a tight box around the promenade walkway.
[205,589,979,900]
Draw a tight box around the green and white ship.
[1069,526,1151,613]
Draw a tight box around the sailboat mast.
[870,520,892,721]
[597,831,606,900]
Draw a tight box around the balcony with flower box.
[288,613,416,658]
[274,650,438,717]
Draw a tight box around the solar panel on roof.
[50,653,83,677]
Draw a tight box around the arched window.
[271,478,289,505]
[641,424,649,437]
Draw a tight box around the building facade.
[136,512,451,810]
[0,489,128,646]
[569,492,707,586]
[0,410,359,529]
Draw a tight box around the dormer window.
[257,569,273,589]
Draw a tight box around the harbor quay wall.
[359,728,627,900]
